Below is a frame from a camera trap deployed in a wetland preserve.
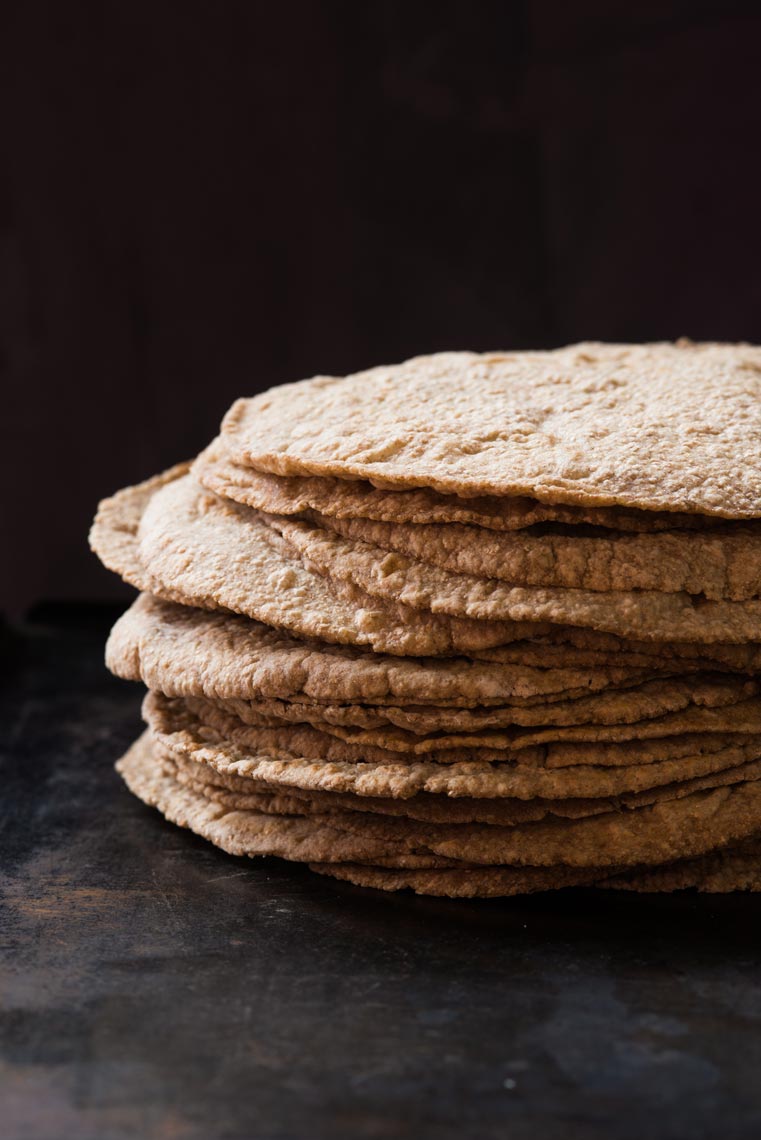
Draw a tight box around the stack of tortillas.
[90,341,761,897]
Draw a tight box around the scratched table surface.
[3,605,761,1140]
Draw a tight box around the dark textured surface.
[3,608,761,1140]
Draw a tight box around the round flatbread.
[177,693,761,770]
[145,691,761,805]
[194,438,739,533]
[118,732,459,869]
[602,839,761,892]
[309,862,600,897]
[154,723,761,845]
[262,508,761,643]
[91,468,561,655]
[203,674,757,737]
[218,341,761,516]
[311,511,761,601]
[106,594,646,709]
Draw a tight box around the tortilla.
[313,511,761,601]
[145,691,761,804]
[219,341,761,516]
[107,594,647,709]
[195,437,740,532]
[263,508,761,643]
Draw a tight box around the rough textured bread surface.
[203,675,756,737]
[312,511,761,600]
[88,463,190,591]
[471,638,761,673]
[181,693,760,769]
[110,593,761,685]
[117,726,761,895]
[107,594,645,708]
[313,842,761,896]
[295,778,761,868]
[262,508,761,642]
[145,691,761,804]
[118,733,457,869]
[601,838,761,892]
[305,695,761,753]
[165,742,761,830]
[195,438,742,533]
[162,745,620,826]
[99,462,761,646]
[219,342,761,516]
[311,846,761,895]
[125,472,761,644]
[101,467,558,655]
[306,862,594,898]
[125,722,761,869]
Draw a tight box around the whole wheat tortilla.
[203,675,756,737]
[313,512,761,601]
[601,838,761,892]
[472,639,761,674]
[160,745,618,825]
[161,743,669,826]
[112,591,761,689]
[107,594,647,710]
[166,741,761,828]
[306,861,601,896]
[476,623,761,673]
[262,509,761,643]
[92,467,565,655]
[120,730,761,872]
[194,437,739,533]
[96,467,761,647]
[119,734,761,892]
[276,778,761,869]
[95,476,761,668]
[219,341,761,516]
[306,695,761,755]
[117,733,459,869]
[537,732,761,769]
[311,843,761,896]
[179,694,547,768]
[422,779,761,867]
[122,732,604,891]
[181,694,761,771]
[89,463,190,592]
[145,690,761,804]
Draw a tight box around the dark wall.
[3,0,761,614]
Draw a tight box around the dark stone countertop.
[3,606,761,1140]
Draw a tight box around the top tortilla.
[219,341,761,517]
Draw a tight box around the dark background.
[3,0,761,617]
